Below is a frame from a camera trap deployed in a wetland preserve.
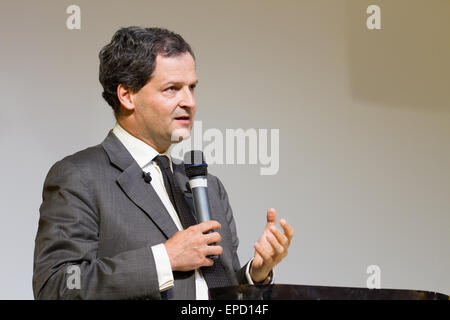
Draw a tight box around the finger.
[266,208,277,226]
[269,226,289,248]
[197,220,221,233]
[203,257,215,267]
[254,242,272,263]
[257,231,275,256]
[280,219,294,242]
[266,232,285,256]
[205,231,222,244]
[205,245,223,257]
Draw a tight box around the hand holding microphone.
[164,150,222,272]
[183,150,220,260]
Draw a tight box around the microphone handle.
[190,177,218,260]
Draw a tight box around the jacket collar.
[101,130,184,239]
[101,130,135,172]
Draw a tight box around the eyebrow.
[162,80,198,87]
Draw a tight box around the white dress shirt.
[112,123,270,299]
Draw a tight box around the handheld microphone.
[184,150,218,259]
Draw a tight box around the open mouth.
[174,115,190,121]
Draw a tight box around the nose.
[180,86,196,110]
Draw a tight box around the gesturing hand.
[250,208,294,283]
[164,220,223,272]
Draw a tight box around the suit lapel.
[101,131,179,239]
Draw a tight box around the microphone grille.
[184,150,208,178]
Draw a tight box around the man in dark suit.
[33,26,294,300]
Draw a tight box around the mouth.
[174,115,191,124]
[174,115,190,120]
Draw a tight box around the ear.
[117,84,135,111]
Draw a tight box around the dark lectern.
[209,284,449,300]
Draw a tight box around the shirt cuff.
[245,258,275,285]
[151,243,174,292]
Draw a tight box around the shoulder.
[45,143,109,184]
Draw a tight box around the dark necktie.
[153,155,233,289]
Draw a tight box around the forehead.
[151,53,197,83]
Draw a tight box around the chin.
[171,127,191,143]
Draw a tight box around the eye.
[189,84,196,91]
[165,86,177,92]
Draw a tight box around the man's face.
[129,52,197,152]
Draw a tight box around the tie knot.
[154,155,171,171]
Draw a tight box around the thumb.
[266,208,277,227]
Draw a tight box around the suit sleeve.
[33,159,161,300]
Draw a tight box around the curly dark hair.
[98,26,195,114]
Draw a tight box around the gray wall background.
[0,0,449,299]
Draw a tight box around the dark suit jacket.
[33,131,248,299]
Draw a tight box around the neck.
[116,119,170,154]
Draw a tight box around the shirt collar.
[112,122,173,170]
